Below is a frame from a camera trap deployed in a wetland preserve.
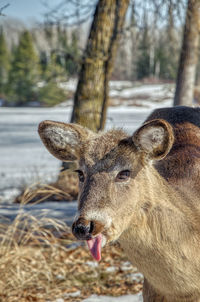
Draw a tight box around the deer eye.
[116,170,131,182]
[75,170,85,183]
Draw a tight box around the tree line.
[0,0,199,107]
[0,24,80,106]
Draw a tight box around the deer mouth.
[86,233,107,261]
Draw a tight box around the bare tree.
[43,0,96,27]
[71,0,129,131]
[174,0,200,106]
[44,0,129,131]
[0,3,9,16]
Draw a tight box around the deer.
[38,106,200,302]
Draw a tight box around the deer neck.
[118,164,200,298]
[118,163,195,253]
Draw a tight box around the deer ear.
[132,119,174,160]
[38,120,93,161]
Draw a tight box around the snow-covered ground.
[59,80,174,108]
[82,293,143,302]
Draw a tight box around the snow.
[64,290,81,298]
[54,299,64,302]
[109,83,173,98]
[0,201,77,225]
[59,79,134,92]
[59,78,78,91]
[82,293,143,302]
[85,261,99,268]
[109,80,134,89]
[126,272,144,282]
[58,79,174,104]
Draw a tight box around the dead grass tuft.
[15,170,79,204]
[15,183,75,204]
[0,210,75,301]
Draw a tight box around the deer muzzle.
[72,217,106,261]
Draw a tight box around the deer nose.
[72,218,94,240]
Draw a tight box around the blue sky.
[1,0,61,23]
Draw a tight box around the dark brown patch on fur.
[150,118,200,190]
[146,106,200,127]
[146,106,200,187]
[91,220,104,236]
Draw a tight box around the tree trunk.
[71,0,129,131]
[57,0,129,198]
[174,0,200,106]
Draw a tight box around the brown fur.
[38,106,200,302]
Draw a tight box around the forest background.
[0,0,195,107]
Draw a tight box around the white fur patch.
[44,126,78,148]
[139,126,165,152]
[101,234,107,247]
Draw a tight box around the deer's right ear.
[132,119,174,160]
[38,121,93,161]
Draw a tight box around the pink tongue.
[87,234,102,261]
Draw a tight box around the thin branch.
[0,3,9,16]
[42,0,96,26]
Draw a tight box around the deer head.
[38,119,174,261]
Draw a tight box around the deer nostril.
[78,225,86,235]
[72,222,91,240]
[89,221,94,234]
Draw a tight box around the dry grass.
[0,188,143,302]
[0,212,72,301]
[15,170,79,204]
[15,183,75,204]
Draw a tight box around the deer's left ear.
[38,120,94,161]
[132,119,174,160]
